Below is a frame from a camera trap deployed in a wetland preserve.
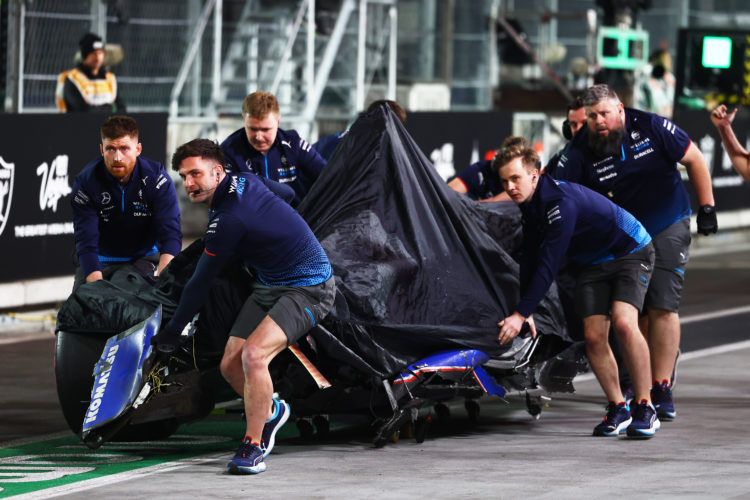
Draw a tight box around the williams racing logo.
[0,156,15,238]
[227,175,247,195]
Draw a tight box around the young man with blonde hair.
[221,90,326,205]
[495,141,659,438]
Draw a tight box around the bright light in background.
[702,36,732,69]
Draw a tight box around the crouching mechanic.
[494,143,660,438]
[156,139,335,474]
[71,115,181,289]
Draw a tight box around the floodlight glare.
[702,36,732,69]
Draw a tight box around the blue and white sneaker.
[651,380,677,421]
[261,398,290,458]
[622,385,635,406]
[626,400,661,438]
[227,438,266,475]
[593,402,632,436]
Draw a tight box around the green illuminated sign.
[701,36,732,68]
[596,27,649,70]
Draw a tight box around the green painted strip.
[0,420,299,498]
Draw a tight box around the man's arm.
[85,270,103,283]
[155,250,229,350]
[680,141,717,235]
[498,199,577,344]
[297,137,327,181]
[151,169,184,263]
[257,176,295,204]
[479,192,511,202]
[71,181,103,279]
[680,141,715,207]
[157,253,174,276]
[447,177,468,194]
[711,104,750,180]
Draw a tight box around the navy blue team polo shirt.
[162,174,332,338]
[220,127,326,204]
[517,174,651,318]
[554,107,692,237]
[455,159,504,200]
[71,156,182,277]
[204,174,331,287]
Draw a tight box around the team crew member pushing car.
[221,90,326,205]
[156,139,335,475]
[555,84,717,420]
[495,142,660,438]
[71,115,181,289]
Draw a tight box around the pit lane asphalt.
[1,240,749,499]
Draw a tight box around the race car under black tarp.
[295,104,569,378]
[55,104,572,440]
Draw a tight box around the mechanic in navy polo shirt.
[71,115,182,289]
[543,95,587,177]
[220,90,326,205]
[495,142,659,438]
[554,84,717,422]
[447,136,532,202]
[157,139,335,475]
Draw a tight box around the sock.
[244,435,261,447]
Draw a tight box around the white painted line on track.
[690,240,750,257]
[10,451,228,500]
[679,304,750,324]
[678,339,750,361]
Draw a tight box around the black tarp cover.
[57,104,567,379]
[297,105,567,377]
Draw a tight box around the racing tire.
[414,415,431,444]
[55,330,179,441]
[55,330,108,435]
[296,417,315,440]
[312,414,330,437]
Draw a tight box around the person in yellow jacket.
[56,33,126,113]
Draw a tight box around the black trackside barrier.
[0,113,168,283]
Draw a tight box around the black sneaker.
[227,437,266,475]
[651,380,676,421]
[626,400,660,438]
[593,402,632,436]
[261,398,290,458]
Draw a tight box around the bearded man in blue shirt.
[71,115,182,289]
[555,84,717,422]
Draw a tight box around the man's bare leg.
[241,315,288,442]
[611,301,652,404]
[583,314,623,402]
